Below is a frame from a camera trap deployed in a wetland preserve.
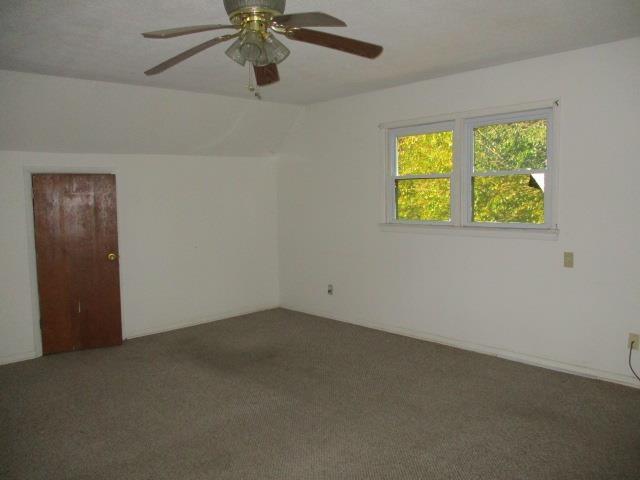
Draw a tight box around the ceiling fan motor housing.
[223,0,286,16]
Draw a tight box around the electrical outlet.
[629,333,640,350]
[327,284,334,296]
[563,252,574,268]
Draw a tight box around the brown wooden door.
[32,174,123,354]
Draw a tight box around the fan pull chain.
[247,63,262,100]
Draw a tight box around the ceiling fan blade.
[284,28,383,59]
[273,12,346,28]
[144,33,239,76]
[142,24,237,39]
[254,64,280,86]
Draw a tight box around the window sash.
[388,121,455,224]
[463,108,553,229]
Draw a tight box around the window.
[392,122,454,223]
[386,107,555,229]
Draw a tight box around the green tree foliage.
[396,131,452,221]
[473,175,544,224]
[473,120,546,223]
[397,132,453,175]
[474,120,547,171]
[395,120,547,224]
[396,178,450,221]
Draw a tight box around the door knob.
[107,253,118,261]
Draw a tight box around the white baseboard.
[124,304,280,340]
[0,350,38,366]
[282,305,640,390]
[0,305,280,366]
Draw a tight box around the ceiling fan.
[142,0,383,88]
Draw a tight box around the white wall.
[0,71,297,364]
[277,38,640,386]
[0,151,280,363]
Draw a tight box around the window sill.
[379,223,560,240]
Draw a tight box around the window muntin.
[387,107,555,229]
[390,122,454,223]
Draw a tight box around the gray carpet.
[1,309,639,480]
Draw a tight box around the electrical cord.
[630,341,640,382]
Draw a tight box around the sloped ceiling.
[1,0,639,104]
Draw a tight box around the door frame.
[23,166,126,357]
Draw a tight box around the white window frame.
[388,120,456,225]
[462,108,554,229]
[385,103,557,231]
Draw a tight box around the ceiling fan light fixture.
[226,30,289,67]
[224,37,247,65]
[239,30,265,63]
[262,33,290,65]
[225,30,264,66]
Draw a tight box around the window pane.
[396,178,450,222]
[397,130,453,175]
[473,174,544,224]
[474,119,547,172]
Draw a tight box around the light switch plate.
[563,252,574,268]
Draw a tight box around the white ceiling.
[1,0,639,104]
